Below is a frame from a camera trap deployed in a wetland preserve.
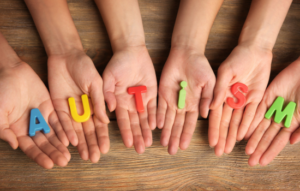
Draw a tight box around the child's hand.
[103,46,157,154]
[209,45,272,156]
[245,58,300,166]
[158,48,215,155]
[0,62,70,169]
[48,50,110,163]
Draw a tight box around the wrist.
[45,34,83,57]
[171,35,206,54]
[170,41,206,56]
[110,35,145,53]
[0,34,22,70]
[238,29,274,52]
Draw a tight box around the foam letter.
[178,81,187,109]
[68,94,91,123]
[227,82,248,109]
[265,96,296,128]
[127,86,147,113]
[29,108,50,137]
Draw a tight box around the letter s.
[227,83,248,109]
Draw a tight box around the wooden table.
[1,0,300,190]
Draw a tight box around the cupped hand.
[102,45,157,154]
[157,48,215,155]
[209,45,272,156]
[245,58,300,166]
[0,62,70,169]
[48,50,110,163]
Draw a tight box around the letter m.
[265,96,296,128]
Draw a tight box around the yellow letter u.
[68,94,91,123]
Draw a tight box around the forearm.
[94,0,145,52]
[24,0,83,56]
[239,0,292,50]
[171,0,223,53]
[0,33,21,69]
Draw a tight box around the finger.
[245,118,271,155]
[94,116,110,154]
[0,112,18,149]
[237,102,258,141]
[90,78,110,124]
[224,107,244,154]
[129,110,145,154]
[32,132,69,167]
[168,111,185,155]
[18,136,54,169]
[259,130,290,166]
[148,97,157,130]
[208,105,222,147]
[116,107,133,148]
[45,130,71,161]
[73,122,89,160]
[160,107,176,147]
[210,67,232,110]
[199,82,214,118]
[179,111,198,150]
[48,111,69,147]
[248,122,281,166]
[102,70,117,112]
[139,106,152,147]
[82,118,100,163]
[290,127,300,145]
[214,104,233,156]
[244,100,268,140]
[156,95,167,129]
[56,111,78,146]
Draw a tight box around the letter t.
[127,86,147,113]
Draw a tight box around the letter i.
[178,81,187,109]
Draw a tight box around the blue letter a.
[29,108,51,137]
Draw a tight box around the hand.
[157,48,215,155]
[245,58,300,166]
[0,62,70,169]
[48,50,110,163]
[209,45,272,156]
[103,46,157,154]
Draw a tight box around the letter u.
[68,94,91,123]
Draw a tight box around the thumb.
[199,81,214,118]
[0,112,18,149]
[90,77,110,124]
[102,69,117,112]
[210,66,232,110]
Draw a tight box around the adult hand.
[0,62,70,169]
[209,45,272,156]
[103,46,157,154]
[158,48,215,155]
[245,58,300,166]
[48,50,110,163]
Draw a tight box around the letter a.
[68,94,91,123]
[29,108,50,137]
[178,81,187,109]
[265,96,296,128]
[227,82,248,109]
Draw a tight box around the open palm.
[48,50,110,163]
[209,45,272,156]
[245,58,300,166]
[103,46,157,154]
[0,62,70,169]
[157,48,215,155]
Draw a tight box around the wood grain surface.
[1,0,300,190]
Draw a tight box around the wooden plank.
[1,121,300,190]
[0,0,300,190]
